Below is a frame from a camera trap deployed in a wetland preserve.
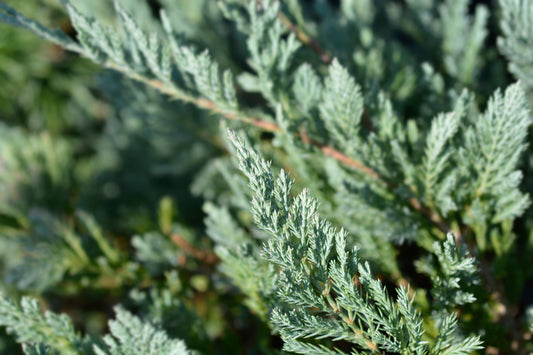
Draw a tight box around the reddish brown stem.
[170,233,220,265]
[195,98,281,132]
[278,12,332,65]
[125,57,525,351]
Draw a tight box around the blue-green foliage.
[0,294,194,355]
[0,294,93,355]
[0,0,531,353]
[499,0,533,89]
[94,307,194,355]
[229,131,483,354]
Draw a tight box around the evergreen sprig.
[0,294,91,355]
[499,0,533,89]
[0,294,194,355]
[94,307,193,355]
[228,130,482,354]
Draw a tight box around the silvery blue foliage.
[0,0,531,353]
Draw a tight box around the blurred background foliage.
[0,0,100,132]
[0,0,287,353]
[0,0,233,353]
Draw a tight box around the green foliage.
[426,234,479,310]
[0,0,531,353]
[230,131,483,354]
[0,0,99,132]
[320,59,364,150]
[460,84,530,224]
[93,307,193,355]
[499,0,533,89]
[0,294,93,355]
[0,294,194,355]
[0,124,73,217]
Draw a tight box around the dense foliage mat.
[0,0,532,353]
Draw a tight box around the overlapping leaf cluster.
[0,0,531,354]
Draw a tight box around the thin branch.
[170,233,220,265]
[408,197,451,234]
[137,70,456,238]
[274,9,452,234]
[255,0,332,64]
[195,98,280,132]
[298,127,380,179]
[109,56,524,346]
[277,12,332,65]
